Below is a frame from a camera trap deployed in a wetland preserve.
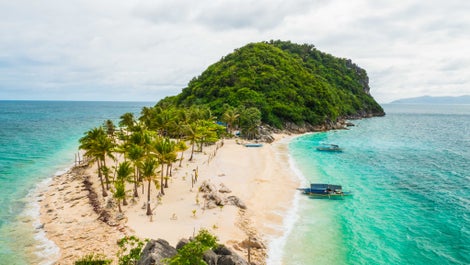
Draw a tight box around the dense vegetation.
[159,40,384,128]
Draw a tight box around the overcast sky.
[1,0,469,103]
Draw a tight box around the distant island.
[390,95,470,104]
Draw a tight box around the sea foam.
[266,136,308,265]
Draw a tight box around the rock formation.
[137,238,250,265]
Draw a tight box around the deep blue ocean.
[0,101,151,264]
[279,104,470,265]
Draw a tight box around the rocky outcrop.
[137,239,177,265]
[138,238,249,265]
[199,181,246,210]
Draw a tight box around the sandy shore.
[40,134,299,264]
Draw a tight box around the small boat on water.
[244,143,263,147]
[316,143,343,152]
[297,183,351,199]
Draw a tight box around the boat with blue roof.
[316,143,343,152]
[298,183,351,199]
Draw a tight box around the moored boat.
[316,143,342,152]
[297,183,351,198]
[244,143,263,147]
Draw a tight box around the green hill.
[159,40,384,129]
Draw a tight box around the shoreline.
[38,134,301,264]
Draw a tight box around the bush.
[166,229,218,265]
[74,253,111,265]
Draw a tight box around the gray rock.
[226,196,247,209]
[214,245,233,256]
[176,238,189,250]
[218,254,249,265]
[203,192,223,206]
[137,239,177,265]
[206,200,218,209]
[218,183,232,193]
[199,180,217,193]
[203,249,219,265]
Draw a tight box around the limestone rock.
[199,180,217,193]
[219,183,232,193]
[137,239,177,265]
[203,249,219,265]
[226,196,247,209]
[176,238,189,250]
[218,254,249,265]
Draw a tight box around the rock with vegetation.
[137,239,177,265]
[158,40,384,132]
[137,230,249,265]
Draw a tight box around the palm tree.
[95,133,115,190]
[222,108,239,135]
[176,140,188,167]
[185,122,200,161]
[116,161,132,206]
[126,144,144,198]
[79,127,110,197]
[139,106,157,130]
[104,119,116,140]
[113,181,126,213]
[140,157,159,216]
[119,112,135,133]
[154,137,177,192]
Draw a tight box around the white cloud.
[0,0,469,103]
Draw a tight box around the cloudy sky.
[1,0,469,103]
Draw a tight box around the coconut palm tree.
[79,127,110,197]
[116,161,133,206]
[95,133,116,190]
[104,119,116,140]
[154,137,177,192]
[176,140,189,167]
[184,122,200,161]
[140,157,159,216]
[126,143,144,198]
[222,107,239,135]
[119,112,135,134]
[113,181,126,213]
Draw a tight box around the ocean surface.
[0,100,151,264]
[272,104,470,265]
[1,101,468,265]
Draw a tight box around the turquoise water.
[280,104,470,265]
[0,101,151,264]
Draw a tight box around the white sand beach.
[40,134,299,264]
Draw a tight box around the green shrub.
[74,253,111,265]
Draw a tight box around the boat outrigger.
[316,144,342,152]
[298,183,351,199]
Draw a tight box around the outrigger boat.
[316,144,342,152]
[297,183,351,199]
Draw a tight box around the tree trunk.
[97,159,108,197]
[179,152,184,167]
[189,141,195,161]
[146,179,152,216]
[164,164,170,188]
[118,200,122,213]
[103,158,110,190]
[133,166,139,198]
[160,164,165,195]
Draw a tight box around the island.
[39,40,383,264]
